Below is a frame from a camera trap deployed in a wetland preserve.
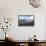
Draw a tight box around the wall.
[0,0,46,40]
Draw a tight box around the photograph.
[18,15,34,26]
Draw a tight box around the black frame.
[18,15,35,26]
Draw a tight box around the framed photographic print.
[18,15,35,26]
